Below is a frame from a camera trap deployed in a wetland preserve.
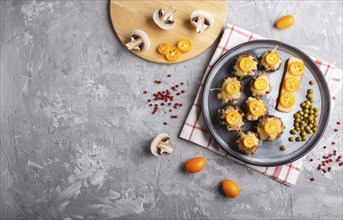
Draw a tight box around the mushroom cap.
[132,29,151,51]
[152,9,176,30]
[150,133,170,156]
[190,10,214,27]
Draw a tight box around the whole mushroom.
[190,10,214,33]
[125,30,150,51]
[150,133,174,156]
[153,7,176,30]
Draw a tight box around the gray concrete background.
[1,0,342,219]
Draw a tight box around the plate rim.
[201,39,331,167]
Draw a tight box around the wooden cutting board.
[109,0,227,64]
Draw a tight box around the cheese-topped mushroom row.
[233,47,282,78]
[218,97,285,133]
[217,74,272,104]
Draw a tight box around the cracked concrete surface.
[1,0,342,219]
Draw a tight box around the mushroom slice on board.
[150,133,174,156]
[190,10,214,33]
[153,7,176,30]
[125,30,151,51]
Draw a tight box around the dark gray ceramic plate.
[202,40,331,167]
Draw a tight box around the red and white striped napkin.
[180,24,342,186]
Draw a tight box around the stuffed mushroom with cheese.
[219,106,245,131]
[245,97,267,121]
[233,54,258,78]
[257,115,286,141]
[259,47,282,72]
[236,131,262,155]
[217,77,242,104]
[250,74,272,98]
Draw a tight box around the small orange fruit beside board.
[277,57,305,112]
[275,15,294,30]
[185,157,206,173]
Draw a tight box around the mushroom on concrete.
[190,10,214,33]
[150,133,173,156]
[125,30,150,51]
[153,7,176,30]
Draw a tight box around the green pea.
[309,124,314,128]
[309,110,314,114]
[294,114,299,118]
[308,130,313,134]
[307,94,313,99]
[290,130,297,135]
[307,89,314,94]
[300,126,305,131]
[314,112,318,116]
[309,105,314,110]
[309,80,315,85]
[280,145,287,151]
[314,108,318,112]
[289,137,294,142]
[296,127,301,131]
[300,103,306,108]
[310,99,315,103]
[296,137,302,142]
[312,128,317,132]
[304,114,308,118]
[305,126,311,131]
[302,136,307,141]
[306,101,311,105]
[314,122,318,127]
[304,109,309,113]
[299,111,304,115]
[295,118,301,123]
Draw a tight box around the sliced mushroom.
[190,10,214,33]
[153,7,176,30]
[125,30,150,51]
[150,133,173,156]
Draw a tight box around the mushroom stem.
[157,140,173,155]
[195,17,206,33]
[125,37,143,51]
[162,7,176,22]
